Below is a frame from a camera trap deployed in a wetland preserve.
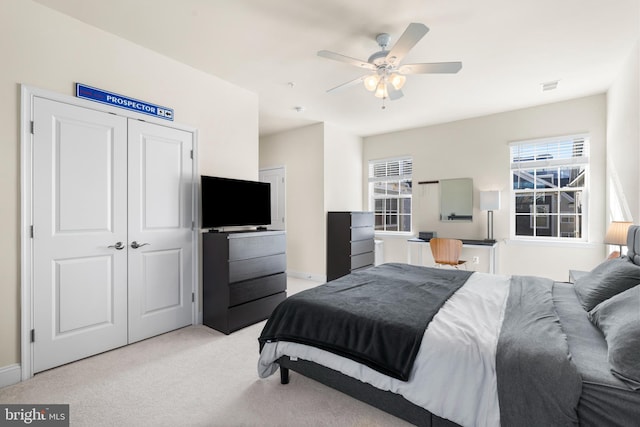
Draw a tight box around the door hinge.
[190,150,193,159]
[30,225,34,238]
[30,121,34,134]
[282,177,284,183]
[192,293,195,303]
[31,329,35,343]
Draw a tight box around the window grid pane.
[511,136,588,240]
[369,157,412,233]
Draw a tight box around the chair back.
[429,238,463,266]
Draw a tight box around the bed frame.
[277,356,460,427]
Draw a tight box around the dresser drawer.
[228,233,286,261]
[351,239,374,255]
[351,251,374,270]
[351,212,374,228]
[229,253,286,283]
[227,292,286,333]
[229,272,286,307]
[351,226,374,242]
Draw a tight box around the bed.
[257,227,640,426]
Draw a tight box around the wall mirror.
[440,178,473,222]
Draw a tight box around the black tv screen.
[201,175,271,229]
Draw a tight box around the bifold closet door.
[32,99,194,373]
[127,119,193,343]
[32,97,129,373]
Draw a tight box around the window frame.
[368,156,413,234]
[509,134,589,243]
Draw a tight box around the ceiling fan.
[318,23,462,104]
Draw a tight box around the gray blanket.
[259,263,472,381]
[497,276,582,426]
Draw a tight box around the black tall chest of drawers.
[326,211,375,281]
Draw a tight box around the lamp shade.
[363,74,379,91]
[389,73,406,90]
[480,191,500,211]
[604,221,632,245]
[374,81,388,99]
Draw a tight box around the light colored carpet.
[0,277,411,427]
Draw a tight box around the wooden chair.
[429,238,467,269]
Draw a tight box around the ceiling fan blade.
[388,86,404,100]
[317,50,376,71]
[398,62,462,74]
[385,23,429,65]
[326,75,368,93]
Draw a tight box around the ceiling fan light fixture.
[389,73,406,90]
[318,23,461,105]
[363,74,380,91]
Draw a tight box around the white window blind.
[511,136,588,168]
[369,158,413,181]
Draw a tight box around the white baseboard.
[0,364,21,389]
[287,270,326,283]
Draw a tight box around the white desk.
[407,238,498,274]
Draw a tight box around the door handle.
[130,241,150,249]
[108,242,125,250]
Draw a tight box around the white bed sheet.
[258,271,511,427]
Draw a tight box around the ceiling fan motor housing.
[368,50,391,67]
[369,33,392,66]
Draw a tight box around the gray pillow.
[574,257,640,311]
[588,285,640,390]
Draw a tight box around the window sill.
[374,231,414,239]
[506,238,599,249]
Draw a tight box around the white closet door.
[127,119,194,343]
[32,97,128,373]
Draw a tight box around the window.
[368,157,412,232]
[510,135,588,240]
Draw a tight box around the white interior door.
[259,167,285,230]
[32,97,128,373]
[127,119,194,343]
[31,97,195,373]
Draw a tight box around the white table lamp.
[604,221,632,256]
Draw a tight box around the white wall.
[260,124,326,280]
[260,123,363,280]
[0,0,258,370]
[607,41,640,224]
[323,124,363,212]
[364,95,607,281]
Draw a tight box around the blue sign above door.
[76,83,174,121]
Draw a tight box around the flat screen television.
[201,175,271,229]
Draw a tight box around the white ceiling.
[35,0,640,137]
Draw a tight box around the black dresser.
[202,230,286,334]
[327,211,375,281]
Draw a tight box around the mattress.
[260,271,511,426]
[553,281,640,426]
